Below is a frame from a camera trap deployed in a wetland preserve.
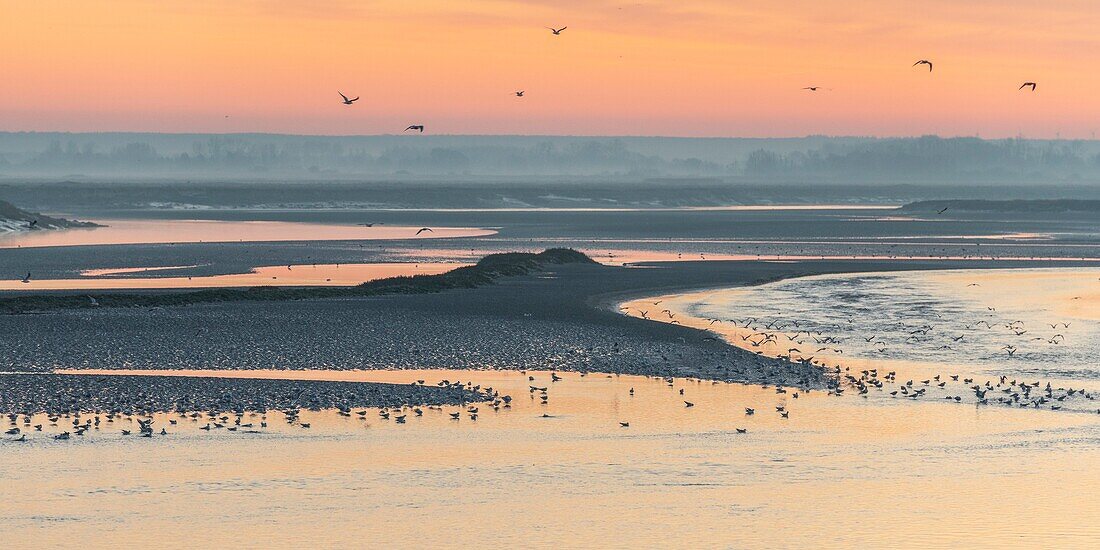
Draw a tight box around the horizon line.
[0,130,1091,142]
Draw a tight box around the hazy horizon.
[4,132,1100,184]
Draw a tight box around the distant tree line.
[2,134,1100,182]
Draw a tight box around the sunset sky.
[3,0,1099,138]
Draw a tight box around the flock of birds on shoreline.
[2,369,811,442]
[2,379,511,442]
[626,281,1098,414]
[2,321,1096,444]
[718,313,1076,361]
[10,307,1094,445]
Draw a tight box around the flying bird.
[937,206,949,214]
[415,227,433,235]
[547,26,567,35]
[405,125,424,133]
[1019,82,1037,91]
[515,91,525,97]
[338,92,359,105]
[802,86,821,91]
[913,60,933,72]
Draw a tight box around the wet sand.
[2,258,1093,390]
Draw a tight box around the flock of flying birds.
[333,26,1042,134]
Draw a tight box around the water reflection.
[3,368,1097,548]
[0,262,467,290]
[0,219,496,249]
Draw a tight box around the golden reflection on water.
[3,368,1098,548]
[0,262,467,290]
[924,268,1100,321]
[0,219,496,248]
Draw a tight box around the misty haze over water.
[4,132,1100,184]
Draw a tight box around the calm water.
[2,366,1098,548]
[2,265,1099,548]
[0,219,495,248]
[0,262,467,290]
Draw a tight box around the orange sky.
[2,0,1099,138]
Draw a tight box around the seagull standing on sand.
[21,273,31,284]
[339,92,359,105]
[913,60,933,72]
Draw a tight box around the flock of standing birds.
[3,379,508,441]
[4,369,792,441]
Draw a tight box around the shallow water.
[639,268,1100,389]
[2,367,1097,548]
[0,219,495,249]
[0,262,467,290]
